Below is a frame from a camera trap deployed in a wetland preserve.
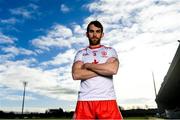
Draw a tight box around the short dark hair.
[87,20,103,33]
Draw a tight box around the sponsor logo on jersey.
[83,53,89,56]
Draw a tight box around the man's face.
[86,24,104,46]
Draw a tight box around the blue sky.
[0,0,180,112]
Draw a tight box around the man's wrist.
[84,63,91,69]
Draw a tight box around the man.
[72,20,123,120]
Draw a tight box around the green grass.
[124,117,165,120]
[0,117,164,120]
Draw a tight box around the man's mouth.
[92,37,98,39]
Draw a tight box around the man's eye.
[96,30,101,33]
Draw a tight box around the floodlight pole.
[152,71,157,97]
[22,81,27,116]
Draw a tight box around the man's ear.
[101,32,104,38]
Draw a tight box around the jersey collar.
[88,45,103,49]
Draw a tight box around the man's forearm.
[72,68,98,80]
[86,63,114,76]
[84,62,118,76]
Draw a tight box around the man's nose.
[93,32,97,36]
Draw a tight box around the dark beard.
[89,38,101,46]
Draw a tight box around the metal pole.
[22,81,27,116]
[152,71,157,97]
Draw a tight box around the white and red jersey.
[74,45,118,101]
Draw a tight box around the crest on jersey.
[101,51,108,57]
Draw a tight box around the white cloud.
[2,94,36,101]
[60,4,70,13]
[41,49,76,66]
[0,32,17,44]
[10,8,32,19]
[72,24,85,35]
[9,3,39,19]
[49,24,73,38]
[1,18,19,24]
[1,46,36,56]
[138,2,180,32]
[28,3,39,10]
[0,54,15,63]
[1,58,37,67]
[31,24,75,50]
[0,59,78,102]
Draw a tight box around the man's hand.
[72,61,98,80]
[82,63,91,69]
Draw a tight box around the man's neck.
[89,44,101,49]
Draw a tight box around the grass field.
[124,117,165,120]
[0,117,164,120]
